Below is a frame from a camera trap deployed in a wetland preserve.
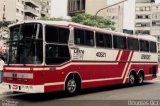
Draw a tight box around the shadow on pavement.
[7,82,154,102]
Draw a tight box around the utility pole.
[94,0,128,20]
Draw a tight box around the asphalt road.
[0,79,160,106]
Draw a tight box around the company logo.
[72,48,84,54]
[12,85,18,90]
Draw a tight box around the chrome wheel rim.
[129,75,135,85]
[138,74,143,84]
[67,79,77,93]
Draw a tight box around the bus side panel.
[44,85,64,93]
[43,63,158,92]
[123,64,158,84]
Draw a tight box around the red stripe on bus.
[116,50,121,61]
[122,51,134,83]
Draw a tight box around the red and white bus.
[2,21,158,94]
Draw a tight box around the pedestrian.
[0,56,5,83]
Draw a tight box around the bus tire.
[129,72,136,86]
[137,72,144,85]
[65,75,80,95]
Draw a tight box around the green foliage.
[0,21,13,28]
[39,17,69,21]
[39,14,115,29]
[71,13,115,29]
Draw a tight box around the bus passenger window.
[74,29,85,45]
[140,40,149,52]
[74,28,94,46]
[150,42,157,53]
[113,35,126,49]
[85,30,94,46]
[46,26,58,42]
[127,37,139,51]
[59,28,70,43]
[76,38,81,44]
[45,25,69,44]
[104,34,112,48]
[45,44,70,65]
[96,32,112,48]
[96,33,105,47]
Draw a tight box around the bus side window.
[113,35,126,49]
[46,45,70,64]
[127,37,139,51]
[104,33,112,48]
[74,28,94,46]
[140,40,149,52]
[96,32,105,47]
[74,28,85,45]
[85,30,94,46]
[96,32,112,48]
[76,38,81,44]
[45,25,69,44]
[150,41,157,53]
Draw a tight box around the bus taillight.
[152,65,157,77]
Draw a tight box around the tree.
[0,21,13,28]
[39,17,70,21]
[71,13,115,29]
[39,14,115,30]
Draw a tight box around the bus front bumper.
[1,83,44,93]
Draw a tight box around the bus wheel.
[137,72,144,85]
[129,73,136,86]
[65,78,78,95]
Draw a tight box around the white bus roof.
[9,20,157,42]
[137,35,157,42]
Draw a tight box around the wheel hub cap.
[67,79,76,93]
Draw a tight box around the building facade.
[106,4,124,32]
[0,0,51,56]
[51,0,108,19]
[68,0,85,16]
[51,0,85,19]
[33,0,51,17]
[135,0,153,35]
[0,0,51,22]
[0,0,25,22]
[151,3,160,53]
[106,0,160,56]
[40,0,51,17]
[0,27,9,56]
[24,0,40,20]
[133,0,160,53]
[51,0,69,18]
[85,0,107,17]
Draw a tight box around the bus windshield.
[8,23,43,65]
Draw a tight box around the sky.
[155,0,160,3]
